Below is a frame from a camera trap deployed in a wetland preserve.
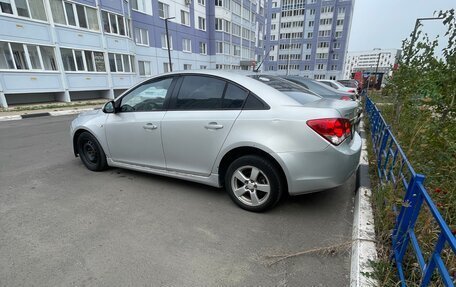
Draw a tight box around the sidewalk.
[0,100,107,120]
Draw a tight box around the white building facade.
[343,48,401,79]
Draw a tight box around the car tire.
[76,131,108,171]
[225,155,284,212]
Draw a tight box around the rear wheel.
[225,155,284,212]
[76,131,108,171]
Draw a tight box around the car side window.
[222,83,249,109]
[120,78,173,112]
[174,76,226,110]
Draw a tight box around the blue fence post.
[393,174,425,256]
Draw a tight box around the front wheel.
[225,155,284,212]
[76,131,108,171]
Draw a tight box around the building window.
[163,62,172,73]
[215,18,223,31]
[309,9,315,15]
[307,32,313,38]
[319,18,332,25]
[320,6,334,13]
[223,19,230,33]
[161,34,173,49]
[1,0,47,20]
[317,64,324,70]
[305,54,311,60]
[271,13,276,19]
[232,1,240,15]
[131,0,151,14]
[199,42,207,54]
[233,45,240,56]
[308,20,314,27]
[61,48,105,72]
[232,23,241,36]
[134,27,149,46]
[108,53,135,73]
[101,11,129,37]
[338,7,345,14]
[0,0,13,14]
[317,42,329,48]
[198,16,206,30]
[336,19,344,26]
[50,1,99,30]
[138,60,150,76]
[180,10,189,26]
[306,43,312,49]
[200,65,207,69]
[335,31,342,38]
[182,38,191,52]
[215,0,221,6]
[332,53,339,60]
[314,74,325,80]
[197,0,205,5]
[183,64,191,70]
[0,41,57,71]
[158,1,169,18]
[333,42,341,49]
[215,41,223,54]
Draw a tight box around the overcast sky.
[348,0,455,52]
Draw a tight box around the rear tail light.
[348,89,356,93]
[340,96,352,101]
[307,118,352,145]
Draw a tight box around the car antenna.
[254,46,273,73]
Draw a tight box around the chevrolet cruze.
[70,71,361,212]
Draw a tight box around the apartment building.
[0,0,265,107]
[262,0,354,80]
[343,48,401,79]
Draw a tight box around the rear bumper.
[278,132,362,195]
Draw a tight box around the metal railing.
[365,96,456,286]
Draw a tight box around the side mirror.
[103,100,115,114]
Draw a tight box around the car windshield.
[248,75,322,104]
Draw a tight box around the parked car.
[281,76,362,128]
[281,76,357,101]
[338,79,362,94]
[71,71,361,212]
[318,79,358,95]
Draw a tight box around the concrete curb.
[0,108,96,122]
[350,119,378,287]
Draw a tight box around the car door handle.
[204,122,224,130]
[143,123,158,130]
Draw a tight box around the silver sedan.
[70,71,361,212]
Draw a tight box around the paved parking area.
[0,115,355,286]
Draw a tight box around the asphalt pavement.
[0,115,355,287]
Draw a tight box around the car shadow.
[102,166,355,213]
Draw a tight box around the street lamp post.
[406,16,444,64]
[164,16,175,72]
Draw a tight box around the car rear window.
[248,75,321,104]
[338,80,357,88]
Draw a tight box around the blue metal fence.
[365,96,456,286]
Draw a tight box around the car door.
[161,75,249,176]
[104,76,175,169]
